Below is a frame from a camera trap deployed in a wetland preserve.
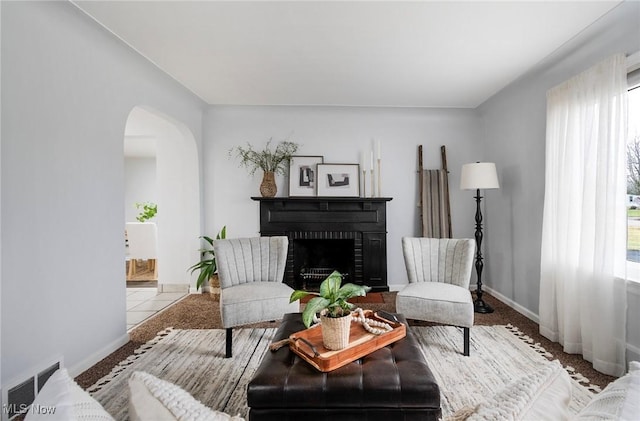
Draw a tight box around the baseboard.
[67,333,130,378]
[157,283,190,293]
[627,343,640,366]
[388,284,404,292]
[482,286,540,324]
[627,279,640,296]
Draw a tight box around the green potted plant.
[290,271,370,350]
[135,202,157,222]
[188,226,227,292]
[229,138,299,197]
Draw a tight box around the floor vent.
[37,363,60,392]
[6,378,34,419]
[4,361,61,420]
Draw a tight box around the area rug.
[87,325,596,420]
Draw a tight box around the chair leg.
[226,328,233,358]
[128,259,136,278]
[463,327,470,356]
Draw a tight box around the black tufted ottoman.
[247,313,441,421]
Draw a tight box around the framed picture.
[289,155,324,197]
[317,164,360,197]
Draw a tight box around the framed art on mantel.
[317,163,360,197]
[289,156,324,197]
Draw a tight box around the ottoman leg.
[463,327,470,356]
[226,328,233,358]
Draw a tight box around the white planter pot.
[321,312,352,350]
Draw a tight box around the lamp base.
[474,298,494,314]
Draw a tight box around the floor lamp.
[460,162,500,314]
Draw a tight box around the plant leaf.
[201,236,214,246]
[290,289,316,303]
[217,226,227,240]
[337,283,371,300]
[195,271,209,289]
[302,297,330,328]
[319,271,342,299]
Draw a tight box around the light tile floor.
[126,287,188,331]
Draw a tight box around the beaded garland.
[351,308,394,335]
[312,308,393,335]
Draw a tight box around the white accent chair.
[213,236,298,358]
[396,237,475,356]
[126,222,158,279]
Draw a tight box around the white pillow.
[25,368,114,421]
[128,371,244,421]
[574,360,640,421]
[446,360,572,421]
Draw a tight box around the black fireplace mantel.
[252,197,392,292]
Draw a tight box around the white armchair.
[125,222,158,279]
[213,236,298,358]
[396,237,475,356]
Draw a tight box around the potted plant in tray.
[188,226,227,293]
[229,138,298,197]
[290,271,371,350]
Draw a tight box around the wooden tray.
[288,310,406,372]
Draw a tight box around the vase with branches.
[230,138,299,197]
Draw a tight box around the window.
[626,69,640,269]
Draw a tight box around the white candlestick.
[362,169,367,197]
[377,140,381,160]
[361,151,367,171]
[371,169,375,198]
[370,150,375,196]
[377,159,382,197]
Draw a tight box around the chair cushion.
[396,282,473,328]
[220,282,299,328]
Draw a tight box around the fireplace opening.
[293,239,355,291]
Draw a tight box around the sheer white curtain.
[540,54,628,377]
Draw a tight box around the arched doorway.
[123,107,200,326]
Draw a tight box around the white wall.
[1,0,204,390]
[477,1,640,359]
[136,108,200,288]
[0,0,3,404]
[124,157,157,223]
[204,105,481,288]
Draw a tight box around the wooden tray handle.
[374,310,401,326]
[292,337,320,358]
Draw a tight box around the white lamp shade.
[460,162,500,190]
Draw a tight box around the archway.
[124,106,200,293]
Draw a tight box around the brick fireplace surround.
[252,197,391,292]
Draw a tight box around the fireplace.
[294,238,354,290]
[252,197,391,292]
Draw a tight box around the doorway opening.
[123,106,200,330]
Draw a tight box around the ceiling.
[73,1,621,108]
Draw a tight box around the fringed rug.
[88,325,597,420]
